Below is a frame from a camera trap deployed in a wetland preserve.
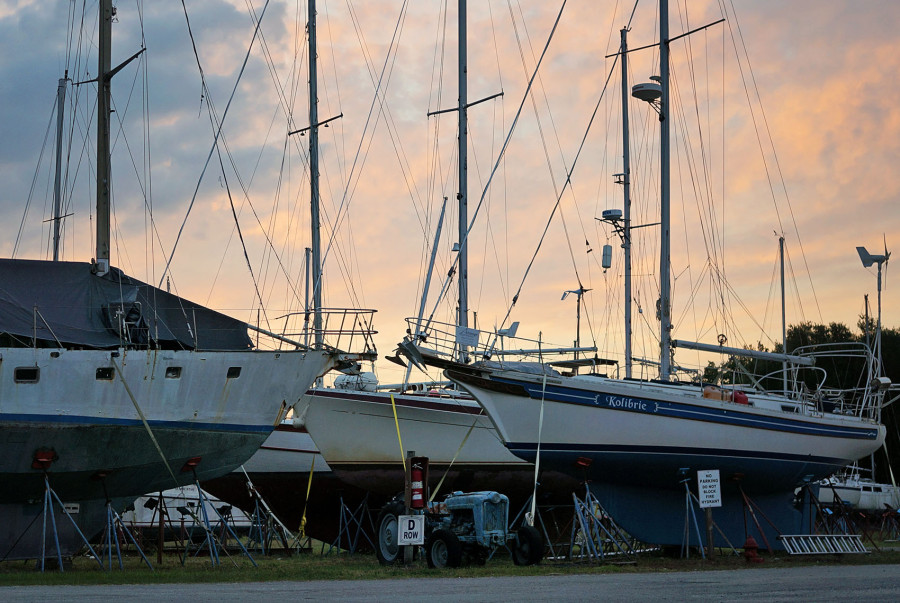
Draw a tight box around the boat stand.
[679,470,705,559]
[509,495,553,558]
[179,460,257,567]
[569,487,635,563]
[244,475,300,555]
[878,506,900,541]
[93,473,153,570]
[325,492,375,555]
[31,450,103,572]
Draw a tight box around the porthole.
[14,367,39,383]
[226,366,242,379]
[96,367,115,380]
[165,367,182,379]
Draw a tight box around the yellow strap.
[299,454,315,536]
[112,356,179,487]
[429,417,477,502]
[390,394,406,472]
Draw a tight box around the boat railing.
[402,317,594,367]
[693,340,885,420]
[258,308,377,358]
[791,341,885,419]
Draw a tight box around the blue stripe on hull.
[495,376,880,440]
[0,413,271,433]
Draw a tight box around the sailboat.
[296,0,578,510]
[401,1,889,549]
[0,0,373,556]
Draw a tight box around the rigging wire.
[162,0,272,289]
[420,0,570,334]
[720,0,822,323]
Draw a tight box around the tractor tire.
[375,500,406,565]
[511,525,543,566]
[425,528,462,569]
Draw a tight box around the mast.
[620,27,633,379]
[779,235,787,394]
[658,0,672,380]
[309,0,323,349]
[95,0,113,276]
[52,76,67,261]
[457,0,469,361]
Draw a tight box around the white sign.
[398,515,425,545]
[697,469,722,508]
[456,326,480,348]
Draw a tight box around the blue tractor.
[376,490,543,568]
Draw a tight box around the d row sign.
[398,515,425,545]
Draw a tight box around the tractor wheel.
[511,525,543,566]
[425,529,462,569]
[375,500,406,565]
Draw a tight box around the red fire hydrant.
[743,536,764,563]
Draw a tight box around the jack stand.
[93,473,153,570]
[179,459,257,567]
[509,495,558,560]
[680,469,705,560]
[325,492,374,555]
[32,448,103,572]
[570,486,635,562]
[243,473,297,555]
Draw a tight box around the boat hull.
[816,480,900,512]
[446,367,886,546]
[298,388,579,507]
[0,347,333,503]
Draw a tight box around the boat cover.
[0,258,251,350]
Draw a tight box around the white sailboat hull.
[817,479,900,511]
[298,388,578,501]
[0,346,333,504]
[447,367,885,493]
[444,365,886,547]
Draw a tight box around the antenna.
[857,242,890,380]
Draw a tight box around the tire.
[425,528,462,569]
[375,500,406,566]
[511,525,543,566]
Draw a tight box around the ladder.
[779,534,868,555]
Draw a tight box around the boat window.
[96,367,115,380]
[226,366,241,379]
[165,367,182,379]
[780,405,798,413]
[14,367,39,383]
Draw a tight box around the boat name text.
[597,395,654,413]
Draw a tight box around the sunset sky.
[1,0,897,384]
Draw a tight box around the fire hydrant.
[742,536,764,563]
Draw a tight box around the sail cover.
[0,259,252,350]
